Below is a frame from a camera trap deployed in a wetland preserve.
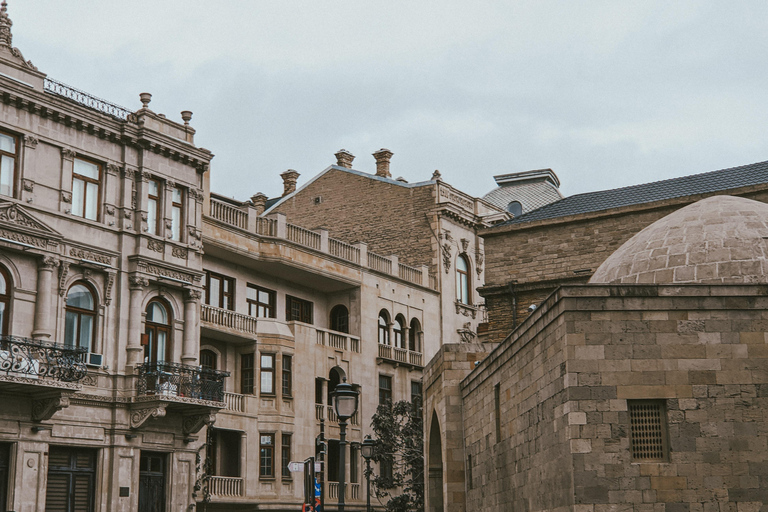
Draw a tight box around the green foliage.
[369,399,424,512]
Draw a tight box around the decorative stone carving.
[122,168,135,180]
[147,239,164,252]
[461,238,470,253]
[0,203,50,231]
[58,261,70,296]
[40,256,59,270]
[140,212,148,222]
[166,180,175,189]
[105,205,115,216]
[182,413,216,435]
[171,246,188,259]
[432,169,442,181]
[136,261,196,284]
[130,404,167,429]
[104,272,116,305]
[442,243,452,274]
[81,373,98,387]
[61,191,72,204]
[455,301,478,319]
[61,148,76,159]
[457,322,476,343]
[164,219,173,230]
[22,179,33,192]
[69,247,112,265]
[124,210,132,219]
[185,289,202,301]
[476,250,484,277]
[188,226,201,241]
[32,396,70,422]
[23,136,38,149]
[129,276,149,289]
[106,163,120,175]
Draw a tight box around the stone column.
[126,276,149,370]
[32,256,58,340]
[182,289,201,365]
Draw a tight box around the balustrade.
[207,476,243,497]
[223,392,246,413]
[201,305,258,335]
[377,343,424,368]
[0,335,87,382]
[137,361,229,402]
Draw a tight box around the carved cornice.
[68,246,114,266]
[131,257,202,285]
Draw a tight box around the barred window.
[629,400,668,461]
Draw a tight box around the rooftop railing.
[208,196,437,290]
[44,78,132,121]
[0,335,87,383]
[137,361,229,402]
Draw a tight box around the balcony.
[206,476,244,499]
[377,344,423,369]
[137,361,229,402]
[201,304,258,341]
[222,391,247,413]
[0,335,88,421]
[315,327,361,354]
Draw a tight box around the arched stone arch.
[428,411,444,512]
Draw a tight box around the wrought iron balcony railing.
[44,78,132,121]
[0,335,87,382]
[137,361,230,402]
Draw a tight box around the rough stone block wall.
[480,189,768,344]
[272,169,438,270]
[461,300,574,512]
[463,286,768,511]
[562,290,768,511]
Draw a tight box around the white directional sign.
[288,461,322,472]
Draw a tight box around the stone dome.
[590,195,768,285]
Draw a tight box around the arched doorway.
[428,412,444,511]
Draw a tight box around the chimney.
[335,149,355,169]
[280,170,300,196]
[373,148,393,178]
[250,192,268,214]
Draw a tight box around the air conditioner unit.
[87,353,103,367]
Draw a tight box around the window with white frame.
[0,131,17,197]
[72,157,101,221]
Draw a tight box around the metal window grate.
[629,400,666,461]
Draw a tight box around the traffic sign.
[289,461,322,472]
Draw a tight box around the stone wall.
[461,285,768,511]
[271,169,438,271]
[479,187,768,344]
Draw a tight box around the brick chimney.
[373,148,393,178]
[280,170,300,196]
[335,149,355,169]
[250,192,268,214]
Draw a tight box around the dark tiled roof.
[501,160,768,226]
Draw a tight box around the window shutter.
[44,473,70,511]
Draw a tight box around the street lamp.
[332,378,359,512]
[361,435,376,512]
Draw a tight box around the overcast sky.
[10,1,768,202]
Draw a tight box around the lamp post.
[332,378,359,512]
[361,435,376,512]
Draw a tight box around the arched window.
[200,349,217,370]
[506,201,522,217]
[394,315,405,349]
[0,265,10,336]
[327,367,343,408]
[456,255,471,305]
[145,300,170,364]
[64,282,96,352]
[378,310,390,345]
[330,305,349,334]
[409,318,421,352]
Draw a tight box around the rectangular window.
[147,179,160,235]
[281,433,292,479]
[205,271,234,310]
[247,284,276,318]
[494,384,501,443]
[379,375,392,405]
[260,433,275,478]
[282,355,292,397]
[0,442,9,512]
[629,400,668,462]
[171,186,183,241]
[411,380,423,415]
[72,157,101,221]
[467,454,473,490]
[315,377,324,405]
[0,131,17,197]
[350,444,359,484]
[286,295,313,324]
[45,446,96,512]
[241,353,254,394]
[260,353,275,395]
[327,440,340,482]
